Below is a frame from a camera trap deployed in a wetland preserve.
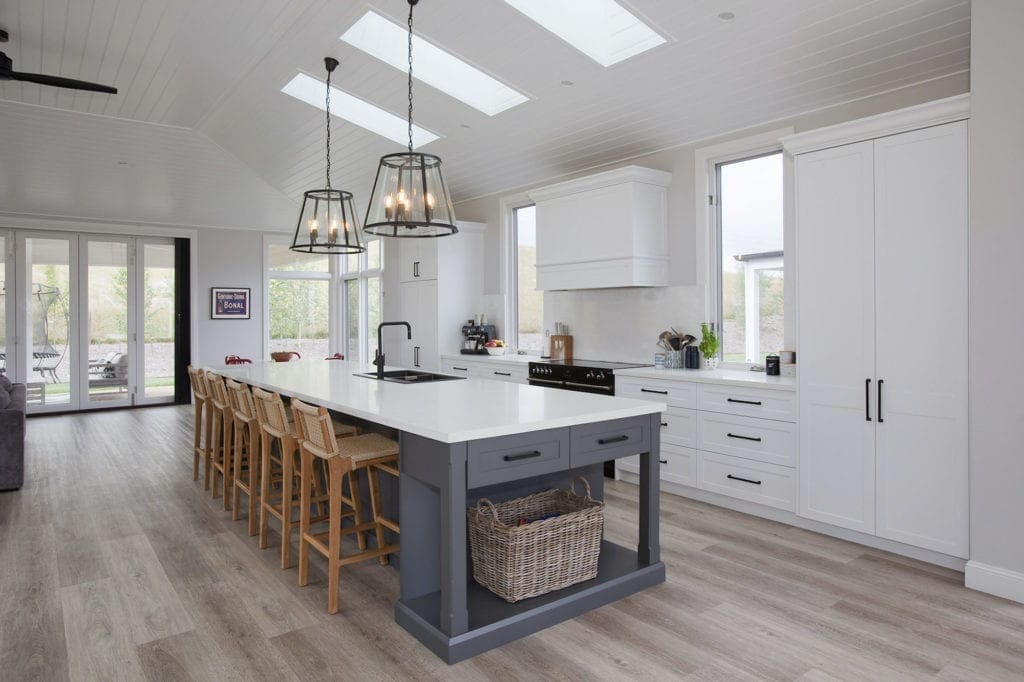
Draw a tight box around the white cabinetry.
[400,280,438,371]
[527,166,672,290]
[439,356,530,384]
[789,116,968,557]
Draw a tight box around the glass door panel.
[0,232,9,380]
[139,242,176,402]
[85,239,132,407]
[24,236,74,410]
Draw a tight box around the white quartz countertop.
[212,360,663,443]
[616,366,797,391]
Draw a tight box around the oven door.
[529,378,614,395]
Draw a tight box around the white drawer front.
[698,451,796,511]
[617,445,696,488]
[659,407,697,449]
[617,378,697,409]
[698,384,796,422]
[441,361,473,377]
[478,365,528,383]
[697,412,796,467]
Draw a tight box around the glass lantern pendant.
[291,57,364,255]
[363,0,457,238]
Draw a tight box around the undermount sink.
[355,370,465,384]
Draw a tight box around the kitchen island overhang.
[214,360,666,663]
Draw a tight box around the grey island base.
[396,413,665,664]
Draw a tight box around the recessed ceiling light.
[718,11,736,21]
[116,160,129,165]
[502,0,666,67]
[281,72,439,148]
[341,11,528,116]
[560,79,575,87]
[459,123,471,129]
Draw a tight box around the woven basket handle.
[476,498,503,524]
[569,475,593,500]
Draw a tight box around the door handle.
[598,434,629,445]
[727,433,762,442]
[877,379,884,423]
[865,378,872,422]
[727,397,762,406]
[727,474,762,485]
[641,388,668,395]
[503,450,542,462]
[413,261,420,277]
[493,371,512,377]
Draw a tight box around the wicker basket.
[467,477,604,603]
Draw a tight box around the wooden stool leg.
[193,401,202,480]
[368,465,388,566]
[298,449,312,587]
[203,401,213,490]
[247,424,260,537]
[348,470,367,551]
[280,437,297,569]
[258,432,272,550]
[327,459,343,615]
[221,414,233,511]
[231,422,243,521]
[210,411,221,498]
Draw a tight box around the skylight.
[341,11,528,116]
[502,0,666,67]
[281,72,439,148]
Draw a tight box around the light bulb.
[308,218,319,241]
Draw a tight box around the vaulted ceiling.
[0,0,971,229]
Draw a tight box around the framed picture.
[210,287,250,320]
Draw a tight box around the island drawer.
[697,384,796,422]
[697,412,796,467]
[570,416,651,467]
[697,451,796,512]
[617,378,697,408]
[467,429,569,488]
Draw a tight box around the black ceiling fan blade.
[9,70,116,94]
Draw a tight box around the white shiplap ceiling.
[0,0,970,228]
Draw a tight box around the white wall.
[195,228,266,367]
[455,73,968,360]
[966,1,1024,602]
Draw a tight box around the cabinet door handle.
[413,261,420,277]
[727,432,762,442]
[493,371,512,377]
[727,474,762,486]
[503,450,541,462]
[598,434,629,445]
[659,459,668,464]
[727,397,762,406]
[414,346,420,367]
[865,378,872,422]
[641,388,668,395]
[660,421,668,427]
[877,379,884,423]
[453,366,468,372]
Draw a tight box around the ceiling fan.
[0,28,117,94]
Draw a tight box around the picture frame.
[210,287,250,320]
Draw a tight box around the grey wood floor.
[2,406,1022,680]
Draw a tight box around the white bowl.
[485,347,505,356]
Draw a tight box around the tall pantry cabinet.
[786,102,969,558]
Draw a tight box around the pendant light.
[363,0,457,238]
[290,57,365,255]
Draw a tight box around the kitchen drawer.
[698,451,796,512]
[698,384,796,422]
[697,412,796,467]
[478,365,528,384]
[441,360,473,377]
[468,429,569,488]
[659,407,697,449]
[618,445,696,488]
[570,415,651,468]
[617,377,697,408]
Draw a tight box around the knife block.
[549,335,573,362]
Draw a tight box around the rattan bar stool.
[205,372,235,509]
[225,378,260,535]
[187,365,212,485]
[252,388,358,569]
[291,398,401,614]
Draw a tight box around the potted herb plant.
[699,322,720,370]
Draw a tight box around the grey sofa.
[0,374,26,491]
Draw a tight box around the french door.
[0,230,176,413]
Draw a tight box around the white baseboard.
[965,561,1024,604]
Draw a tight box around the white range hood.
[527,165,672,290]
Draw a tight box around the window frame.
[263,235,335,361]
[695,128,792,369]
[502,194,540,355]
[339,239,383,364]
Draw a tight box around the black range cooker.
[528,359,652,394]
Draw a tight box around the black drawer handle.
[727,398,762,406]
[660,422,668,427]
[493,371,512,376]
[659,459,668,464]
[727,474,762,486]
[598,435,629,445]
[641,388,669,395]
[503,450,542,462]
[727,432,762,442]
[453,366,468,371]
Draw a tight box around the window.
[264,238,383,364]
[510,204,543,352]
[715,152,784,364]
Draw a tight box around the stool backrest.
[291,398,338,460]
[206,371,230,410]
[251,386,289,438]
[187,365,209,401]
[225,378,256,424]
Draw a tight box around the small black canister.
[684,346,700,369]
[765,354,781,376]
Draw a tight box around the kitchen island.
[215,359,666,663]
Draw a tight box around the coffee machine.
[461,322,498,354]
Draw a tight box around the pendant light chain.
[325,62,333,189]
[407,0,414,154]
